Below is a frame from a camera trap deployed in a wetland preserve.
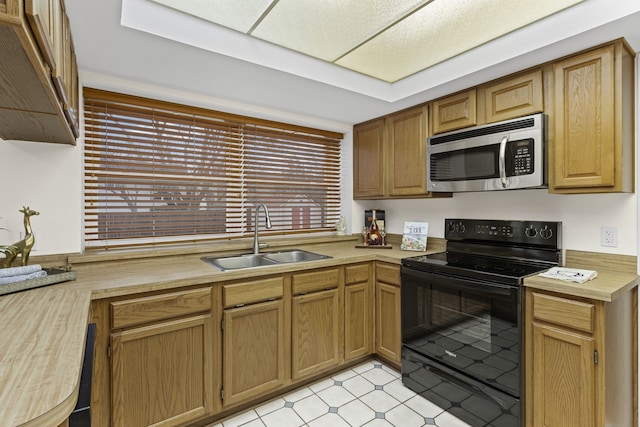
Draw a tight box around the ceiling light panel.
[148,0,274,32]
[250,0,431,61]
[336,0,584,82]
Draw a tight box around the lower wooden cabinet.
[375,263,402,365]
[525,287,635,427]
[344,263,374,361]
[221,277,286,408]
[109,287,215,427]
[292,287,341,380]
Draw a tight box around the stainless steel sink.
[202,254,279,271]
[262,250,332,264]
[202,249,331,271]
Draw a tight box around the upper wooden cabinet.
[353,105,449,199]
[549,40,634,193]
[0,0,78,143]
[479,69,544,124]
[430,89,477,134]
[430,69,545,135]
[353,118,386,198]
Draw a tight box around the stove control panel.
[445,218,562,249]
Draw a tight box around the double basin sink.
[202,249,332,271]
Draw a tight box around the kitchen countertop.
[0,287,91,427]
[1,237,637,426]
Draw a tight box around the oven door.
[401,265,521,398]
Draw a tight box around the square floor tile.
[309,378,335,393]
[307,412,351,427]
[359,389,401,413]
[261,407,305,427]
[435,409,474,427]
[317,384,356,407]
[342,375,375,397]
[293,394,329,423]
[404,394,446,418]
[383,379,416,403]
[332,368,358,382]
[338,398,376,426]
[256,398,285,417]
[285,387,314,403]
[353,361,376,374]
[362,419,394,427]
[360,367,397,386]
[384,404,426,427]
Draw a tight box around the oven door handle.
[401,267,516,297]
[424,361,511,408]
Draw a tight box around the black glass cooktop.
[402,251,553,285]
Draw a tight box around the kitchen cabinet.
[375,262,402,366]
[291,267,342,380]
[525,288,635,427]
[353,105,450,199]
[344,262,374,361]
[478,68,544,124]
[353,118,386,198]
[109,287,215,427]
[221,277,286,407]
[430,89,477,134]
[0,0,78,143]
[550,40,634,193]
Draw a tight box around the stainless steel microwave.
[427,113,546,192]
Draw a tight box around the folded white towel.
[0,264,43,278]
[0,270,47,285]
[539,267,598,284]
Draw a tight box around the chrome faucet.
[253,203,272,254]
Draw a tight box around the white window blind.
[83,89,343,250]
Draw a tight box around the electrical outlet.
[601,226,617,247]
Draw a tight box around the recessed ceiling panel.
[149,0,274,32]
[251,0,430,61]
[336,0,584,82]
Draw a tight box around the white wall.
[0,66,637,257]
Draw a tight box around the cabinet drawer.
[111,287,211,330]
[532,292,594,333]
[376,263,400,286]
[223,277,284,308]
[345,263,370,285]
[292,268,340,294]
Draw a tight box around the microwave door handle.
[499,135,509,188]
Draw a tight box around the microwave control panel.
[509,139,534,176]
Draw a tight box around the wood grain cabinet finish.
[221,277,286,408]
[344,263,374,361]
[353,105,448,199]
[0,0,79,143]
[375,263,401,366]
[291,268,341,381]
[525,288,635,427]
[110,314,215,427]
[550,40,635,193]
[430,89,477,134]
[479,69,544,124]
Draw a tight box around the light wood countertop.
[0,287,91,427]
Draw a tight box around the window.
[83,89,343,250]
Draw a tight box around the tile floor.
[209,360,472,427]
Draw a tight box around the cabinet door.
[353,119,385,198]
[388,106,428,196]
[481,69,544,123]
[25,0,60,71]
[223,300,285,407]
[292,288,341,380]
[431,89,477,134]
[110,315,214,427]
[345,281,373,360]
[375,282,401,365]
[552,45,615,190]
[530,322,596,427]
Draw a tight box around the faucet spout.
[253,203,272,254]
